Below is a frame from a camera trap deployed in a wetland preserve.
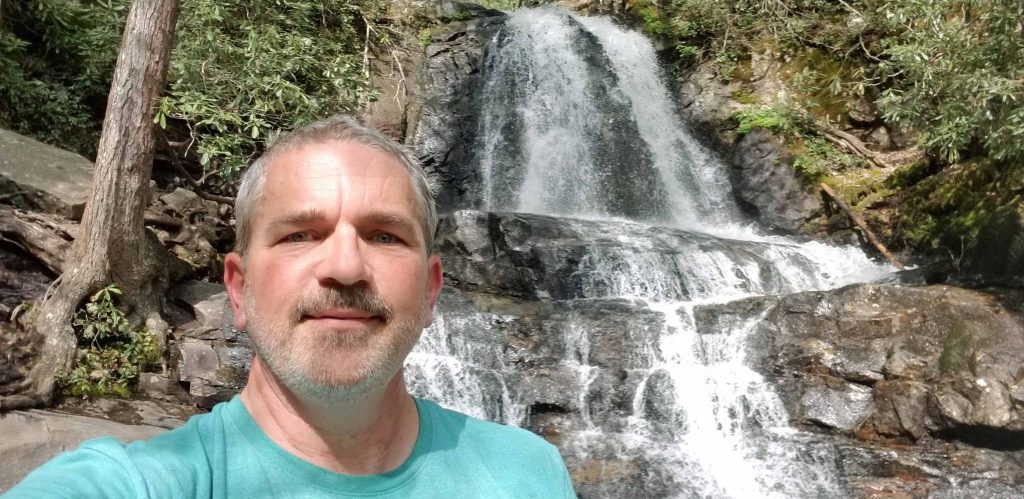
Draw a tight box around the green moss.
[731,90,759,105]
[733,105,794,136]
[822,166,891,210]
[887,160,943,189]
[892,158,1023,252]
[780,48,867,123]
[418,27,437,47]
[939,321,975,374]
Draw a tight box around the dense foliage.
[1,0,391,175]
[631,0,1024,166]
[156,0,388,177]
[0,0,129,157]
[875,0,1024,163]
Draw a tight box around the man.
[6,116,576,497]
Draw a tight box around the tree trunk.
[3,0,180,409]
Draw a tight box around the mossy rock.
[967,198,1024,276]
[892,158,1024,276]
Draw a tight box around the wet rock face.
[696,284,1024,439]
[410,13,507,213]
[695,283,1024,492]
[474,13,665,220]
[729,130,821,233]
[434,209,806,301]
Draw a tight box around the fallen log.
[0,206,72,274]
[820,183,905,270]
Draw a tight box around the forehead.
[256,140,419,217]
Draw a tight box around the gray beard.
[243,286,426,404]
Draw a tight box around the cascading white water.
[574,16,741,227]
[475,11,612,215]
[408,6,895,497]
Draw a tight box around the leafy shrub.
[61,285,159,398]
[157,0,387,178]
[734,105,796,135]
[676,44,700,64]
[793,136,860,181]
[0,0,129,157]
[876,0,1024,163]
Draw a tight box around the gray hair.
[233,115,437,256]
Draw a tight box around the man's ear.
[223,252,248,331]
[423,255,443,327]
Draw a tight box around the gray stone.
[799,380,874,432]
[158,187,204,216]
[872,380,930,439]
[172,281,229,330]
[0,410,170,492]
[178,339,220,385]
[138,372,187,402]
[176,332,251,409]
[695,284,1024,438]
[0,128,94,218]
[729,130,820,233]
[866,126,892,149]
[1010,382,1024,405]
[970,377,1014,427]
[847,96,880,125]
[932,385,974,426]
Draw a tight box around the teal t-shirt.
[5,397,575,498]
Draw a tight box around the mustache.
[293,286,393,323]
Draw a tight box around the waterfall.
[408,6,895,497]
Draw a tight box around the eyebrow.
[363,212,421,242]
[267,208,327,232]
[266,208,421,241]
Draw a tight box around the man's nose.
[313,227,371,287]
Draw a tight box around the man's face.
[223,140,442,400]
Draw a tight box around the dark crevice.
[934,426,1024,451]
[527,402,569,416]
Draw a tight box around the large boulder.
[0,129,94,218]
[729,129,821,233]
[0,410,175,492]
[695,284,1024,440]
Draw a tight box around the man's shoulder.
[418,399,562,464]
[4,399,234,498]
[415,399,574,497]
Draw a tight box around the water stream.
[408,7,893,497]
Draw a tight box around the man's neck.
[239,358,420,475]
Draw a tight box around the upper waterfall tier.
[473,7,739,227]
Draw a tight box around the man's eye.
[286,232,313,243]
[372,233,398,244]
